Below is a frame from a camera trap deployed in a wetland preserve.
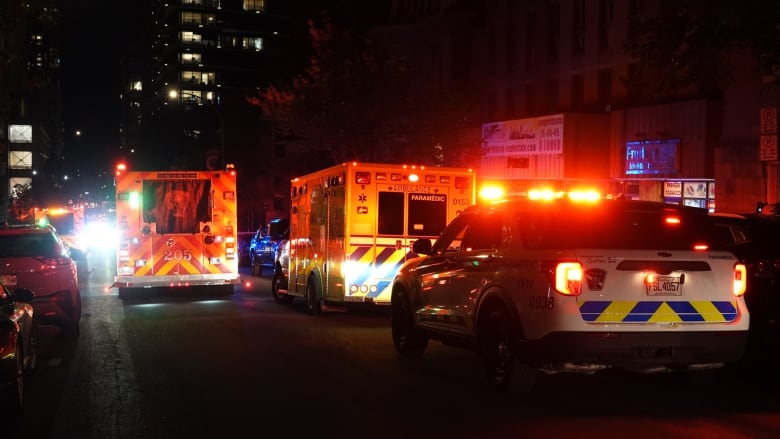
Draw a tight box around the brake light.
[34,256,72,267]
[733,263,747,297]
[555,262,583,296]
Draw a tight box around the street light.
[167,89,224,169]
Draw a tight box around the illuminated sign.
[625,140,679,176]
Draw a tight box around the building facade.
[378,0,779,214]
[0,1,63,223]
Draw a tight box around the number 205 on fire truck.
[112,165,241,298]
[274,162,475,313]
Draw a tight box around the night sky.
[56,1,143,179]
[53,0,387,184]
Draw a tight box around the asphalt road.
[6,248,780,438]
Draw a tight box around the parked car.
[391,197,750,393]
[0,285,36,411]
[271,239,290,303]
[237,231,255,268]
[708,212,780,352]
[250,218,289,276]
[0,225,82,338]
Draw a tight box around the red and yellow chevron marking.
[123,236,234,276]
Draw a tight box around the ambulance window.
[378,192,404,235]
[408,193,447,237]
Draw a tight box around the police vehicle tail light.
[555,262,583,296]
[733,263,747,297]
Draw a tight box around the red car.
[0,285,36,411]
[0,225,81,337]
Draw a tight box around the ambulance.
[274,162,476,313]
[112,165,240,298]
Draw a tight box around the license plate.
[1,274,17,286]
[646,276,682,296]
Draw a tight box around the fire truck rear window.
[142,179,211,234]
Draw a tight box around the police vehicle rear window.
[516,204,713,250]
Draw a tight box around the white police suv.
[390,196,749,393]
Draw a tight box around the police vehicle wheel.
[391,288,428,355]
[305,277,322,315]
[481,309,536,393]
[271,271,292,303]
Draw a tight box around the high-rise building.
[0,0,63,222]
[123,0,304,172]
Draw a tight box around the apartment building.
[0,0,63,223]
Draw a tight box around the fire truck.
[275,162,476,313]
[112,165,240,298]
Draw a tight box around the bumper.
[31,291,79,326]
[113,274,241,289]
[526,330,750,371]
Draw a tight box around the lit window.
[180,32,202,44]
[244,0,265,12]
[243,37,263,50]
[132,81,142,91]
[180,89,203,104]
[181,12,202,25]
[181,53,202,65]
[9,151,33,169]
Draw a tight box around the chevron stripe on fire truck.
[127,237,233,276]
[578,300,738,323]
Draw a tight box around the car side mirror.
[412,239,432,255]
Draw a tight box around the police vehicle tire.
[481,309,536,394]
[391,288,428,355]
[271,271,292,303]
[305,276,322,315]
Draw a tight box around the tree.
[248,12,478,167]
[623,0,780,101]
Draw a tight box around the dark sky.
[56,1,140,177]
[53,1,387,179]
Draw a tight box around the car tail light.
[555,262,583,296]
[734,263,747,297]
[33,256,72,268]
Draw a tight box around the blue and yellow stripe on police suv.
[578,301,738,323]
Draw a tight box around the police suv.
[390,195,749,393]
